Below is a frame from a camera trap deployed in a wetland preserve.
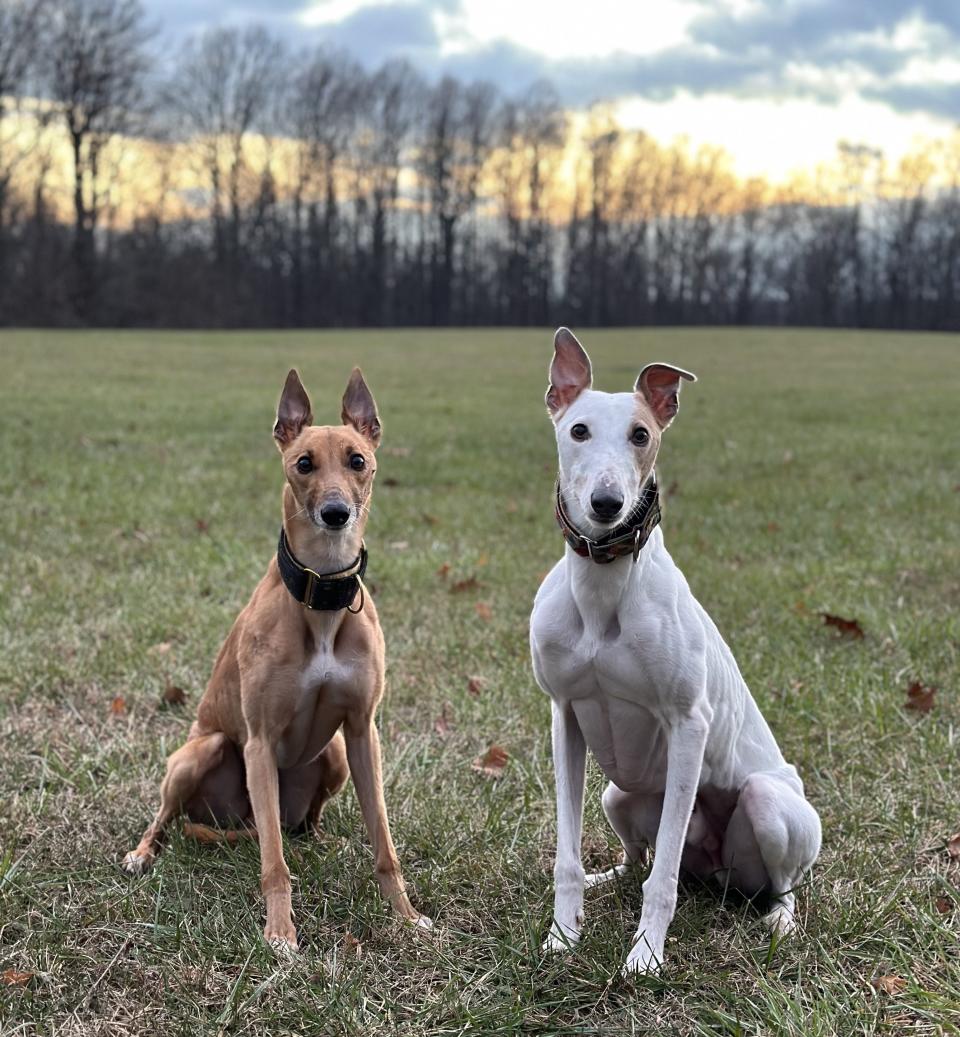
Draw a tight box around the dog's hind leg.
[123,731,232,875]
[305,731,349,829]
[721,771,822,936]
[585,784,658,888]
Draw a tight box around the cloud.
[141,0,960,124]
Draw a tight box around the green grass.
[0,327,958,1036]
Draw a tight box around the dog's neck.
[558,473,663,631]
[281,485,365,576]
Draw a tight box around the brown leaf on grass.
[474,601,493,621]
[1,969,33,986]
[450,576,480,594]
[342,932,363,956]
[382,477,400,487]
[162,682,187,707]
[904,681,936,714]
[195,518,210,534]
[871,975,907,995]
[437,562,451,579]
[935,895,953,915]
[183,822,257,845]
[820,613,865,639]
[467,676,486,697]
[421,513,439,526]
[472,744,509,778]
[110,695,127,716]
[433,702,454,737]
[476,554,488,568]
[765,521,781,534]
[946,832,960,860]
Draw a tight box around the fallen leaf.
[476,554,488,568]
[820,613,865,639]
[149,641,172,656]
[474,601,493,621]
[433,702,454,737]
[183,822,257,845]
[382,477,400,487]
[793,600,808,614]
[195,518,210,533]
[467,676,486,697]
[436,562,451,579]
[472,744,509,778]
[421,513,439,526]
[1,969,32,986]
[162,683,187,707]
[946,832,960,859]
[904,681,936,714]
[450,576,480,594]
[342,932,363,956]
[765,521,781,534]
[871,975,907,995]
[935,895,953,915]
[110,695,127,715]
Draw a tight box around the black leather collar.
[555,476,661,564]
[276,528,367,611]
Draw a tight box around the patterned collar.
[555,476,661,564]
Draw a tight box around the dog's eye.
[295,456,313,474]
[349,453,366,471]
[631,427,650,447]
[570,423,590,441]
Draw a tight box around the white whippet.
[531,328,821,977]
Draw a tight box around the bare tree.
[46,0,151,319]
[419,76,497,323]
[0,0,48,318]
[170,26,283,281]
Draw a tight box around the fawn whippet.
[123,368,431,950]
[530,328,821,976]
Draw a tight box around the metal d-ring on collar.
[555,475,662,565]
[276,528,368,612]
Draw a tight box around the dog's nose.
[590,491,624,522]
[319,501,351,528]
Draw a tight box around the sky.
[144,0,960,182]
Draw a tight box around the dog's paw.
[121,850,153,876]
[264,924,299,956]
[622,942,663,979]
[585,863,631,889]
[407,912,434,931]
[763,905,796,938]
[542,928,580,955]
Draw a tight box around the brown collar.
[555,477,661,564]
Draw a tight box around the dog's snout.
[590,490,624,522]
[319,501,351,528]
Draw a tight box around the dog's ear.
[635,363,697,429]
[274,369,313,448]
[341,367,382,447]
[547,327,592,416]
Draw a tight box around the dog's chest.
[275,642,352,769]
[537,626,672,792]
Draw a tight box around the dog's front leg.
[244,737,297,952]
[344,712,432,929]
[624,706,710,977]
[544,700,588,952]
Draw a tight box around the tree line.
[2,0,960,330]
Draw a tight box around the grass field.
[1,327,958,1036]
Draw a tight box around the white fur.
[531,369,821,977]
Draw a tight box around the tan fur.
[123,368,429,950]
